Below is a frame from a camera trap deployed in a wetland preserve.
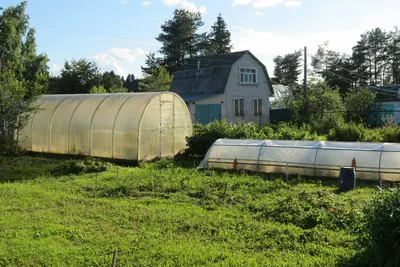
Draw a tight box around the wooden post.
[112,250,118,267]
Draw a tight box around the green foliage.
[139,65,173,92]
[124,73,138,92]
[141,52,163,76]
[327,123,369,142]
[89,85,107,94]
[345,88,377,123]
[156,9,205,73]
[55,157,112,175]
[186,121,320,156]
[327,123,400,143]
[290,81,345,133]
[272,50,302,88]
[311,41,354,95]
[56,59,100,94]
[362,188,400,266]
[0,1,49,155]
[100,71,124,91]
[0,156,380,266]
[209,13,233,55]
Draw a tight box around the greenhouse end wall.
[199,139,400,181]
[19,92,192,161]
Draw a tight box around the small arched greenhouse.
[19,92,192,161]
[198,139,400,181]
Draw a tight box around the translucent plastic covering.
[198,139,400,181]
[19,92,192,161]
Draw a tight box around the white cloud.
[231,0,252,6]
[231,26,360,74]
[284,0,301,7]
[163,0,207,14]
[50,63,62,76]
[232,0,301,8]
[256,11,263,16]
[121,0,128,4]
[92,48,146,77]
[141,1,154,6]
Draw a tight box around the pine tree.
[141,52,163,75]
[388,27,400,84]
[209,14,233,55]
[272,50,302,88]
[156,9,204,74]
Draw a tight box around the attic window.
[240,68,257,84]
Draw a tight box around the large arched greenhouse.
[18,92,192,161]
[198,139,400,181]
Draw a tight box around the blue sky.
[3,0,400,78]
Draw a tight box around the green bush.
[185,121,319,156]
[186,120,400,157]
[363,188,400,266]
[327,123,368,142]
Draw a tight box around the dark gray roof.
[169,50,274,98]
[369,85,400,99]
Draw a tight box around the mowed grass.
[0,156,378,266]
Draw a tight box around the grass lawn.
[0,155,379,266]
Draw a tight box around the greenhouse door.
[195,104,221,124]
[160,101,174,157]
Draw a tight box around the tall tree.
[312,42,355,95]
[100,71,124,91]
[352,28,389,85]
[272,50,302,88]
[138,65,173,92]
[0,1,48,153]
[57,59,100,94]
[124,74,139,92]
[141,52,163,75]
[156,9,204,74]
[209,14,233,55]
[21,28,49,97]
[387,27,400,84]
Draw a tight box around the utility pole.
[303,46,308,121]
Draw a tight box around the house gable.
[223,52,272,124]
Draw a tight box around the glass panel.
[253,99,257,115]
[251,69,256,73]
[258,99,262,114]
[234,99,239,116]
[245,74,249,83]
[253,73,257,83]
[240,73,244,83]
[240,98,245,115]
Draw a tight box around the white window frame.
[234,97,245,116]
[253,98,263,115]
[240,67,257,84]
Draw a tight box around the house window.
[234,98,245,116]
[253,98,263,115]
[240,68,257,84]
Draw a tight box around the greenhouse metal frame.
[199,139,400,181]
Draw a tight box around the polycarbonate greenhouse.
[198,139,400,181]
[19,92,192,161]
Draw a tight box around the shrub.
[363,188,400,266]
[185,121,319,157]
[327,123,368,142]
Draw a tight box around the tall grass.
[0,156,383,266]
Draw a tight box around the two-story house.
[169,50,274,125]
